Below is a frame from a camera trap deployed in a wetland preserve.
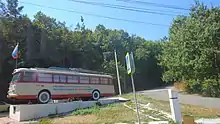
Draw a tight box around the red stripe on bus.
[52,94,92,99]
[8,93,114,100]
[7,95,36,99]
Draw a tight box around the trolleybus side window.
[80,76,89,83]
[53,75,66,83]
[59,75,66,83]
[100,77,108,84]
[38,73,52,82]
[53,75,59,82]
[90,77,100,84]
[67,75,79,83]
[23,72,36,82]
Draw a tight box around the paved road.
[139,87,220,109]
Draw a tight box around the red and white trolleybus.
[7,67,115,104]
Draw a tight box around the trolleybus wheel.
[38,90,51,104]
[92,90,100,101]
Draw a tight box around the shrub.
[185,78,220,97]
[202,79,220,97]
[185,79,202,94]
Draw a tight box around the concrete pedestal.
[9,99,119,122]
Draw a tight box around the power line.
[19,1,170,27]
[117,0,190,11]
[68,0,183,15]
[68,0,180,16]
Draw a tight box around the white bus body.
[7,68,115,104]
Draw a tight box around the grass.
[33,93,220,124]
[28,119,53,124]
[71,105,101,116]
[51,103,140,124]
[122,93,220,119]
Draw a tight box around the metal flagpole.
[16,59,17,69]
[114,49,122,95]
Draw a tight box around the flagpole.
[16,58,17,69]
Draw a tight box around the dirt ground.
[52,115,98,124]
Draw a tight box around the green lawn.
[33,93,220,124]
[43,103,140,124]
[123,93,220,119]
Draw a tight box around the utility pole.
[114,49,122,95]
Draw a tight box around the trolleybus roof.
[13,67,113,78]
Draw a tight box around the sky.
[16,0,220,40]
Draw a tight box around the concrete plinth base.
[9,99,119,122]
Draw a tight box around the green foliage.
[1,0,220,98]
[168,120,178,124]
[159,1,220,97]
[185,79,202,94]
[202,79,220,97]
[38,119,52,124]
[0,0,165,101]
[135,41,164,90]
[71,105,100,116]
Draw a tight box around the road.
[139,87,220,109]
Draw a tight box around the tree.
[0,0,168,101]
[159,1,220,96]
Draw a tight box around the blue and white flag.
[12,43,19,59]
